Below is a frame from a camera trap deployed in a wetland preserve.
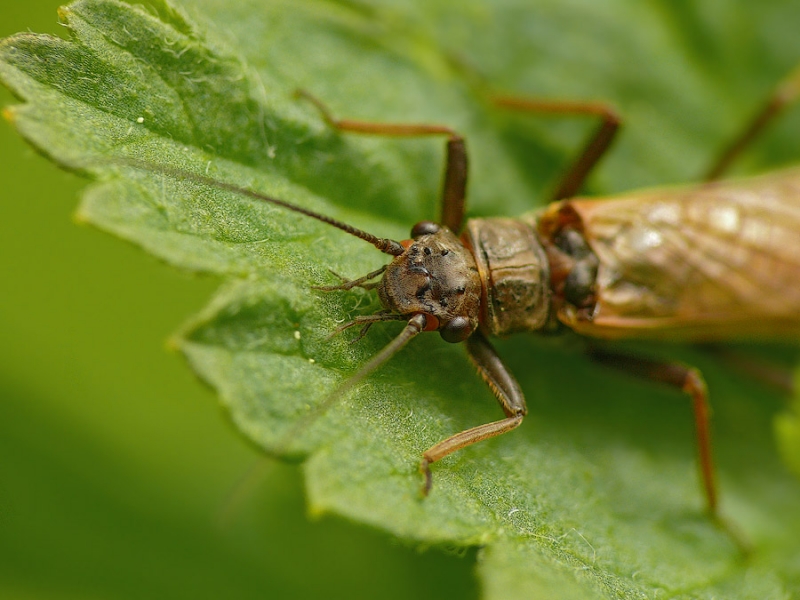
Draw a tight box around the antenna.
[108,158,405,256]
[277,313,428,453]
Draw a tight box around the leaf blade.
[3,1,800,598]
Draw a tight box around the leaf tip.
[56,5,71,23]
[165,335,182,353]
[306,501,328,521]
[71,208,90,226]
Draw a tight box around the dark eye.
[411,221,440,237]
[423,247,432,256]
[439,316,472,343]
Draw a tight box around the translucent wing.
[561,167,800,340]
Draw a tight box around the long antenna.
[108,158,405,256]
[277,313,428,453]
[215,315,426,527]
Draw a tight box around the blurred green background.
[0,3,476,598]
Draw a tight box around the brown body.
[465,166,800,343]
[158,81,800,530]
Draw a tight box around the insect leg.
[295,90,468,232]
[420,331,527,494]
[587,348,717,515]
[705,64,800,180]
[492,96,621,201]
[327,312,405,341]
[312,266,387,291]
[701,344,795,395]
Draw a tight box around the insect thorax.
[464,217,552,336]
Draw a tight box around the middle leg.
[493,96,621,201]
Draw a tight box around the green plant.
[2,1,800,597]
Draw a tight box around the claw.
[419,458,433,497]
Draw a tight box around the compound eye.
[411,221,440,238]
[439,316,472,343]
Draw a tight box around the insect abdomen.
[546,167,800,340]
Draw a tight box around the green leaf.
[3,0,800,598]
[776,369,800,479]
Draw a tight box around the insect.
[129,69,800,522]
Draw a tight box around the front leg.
[295,89,468,233]
[420,331,527,494]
